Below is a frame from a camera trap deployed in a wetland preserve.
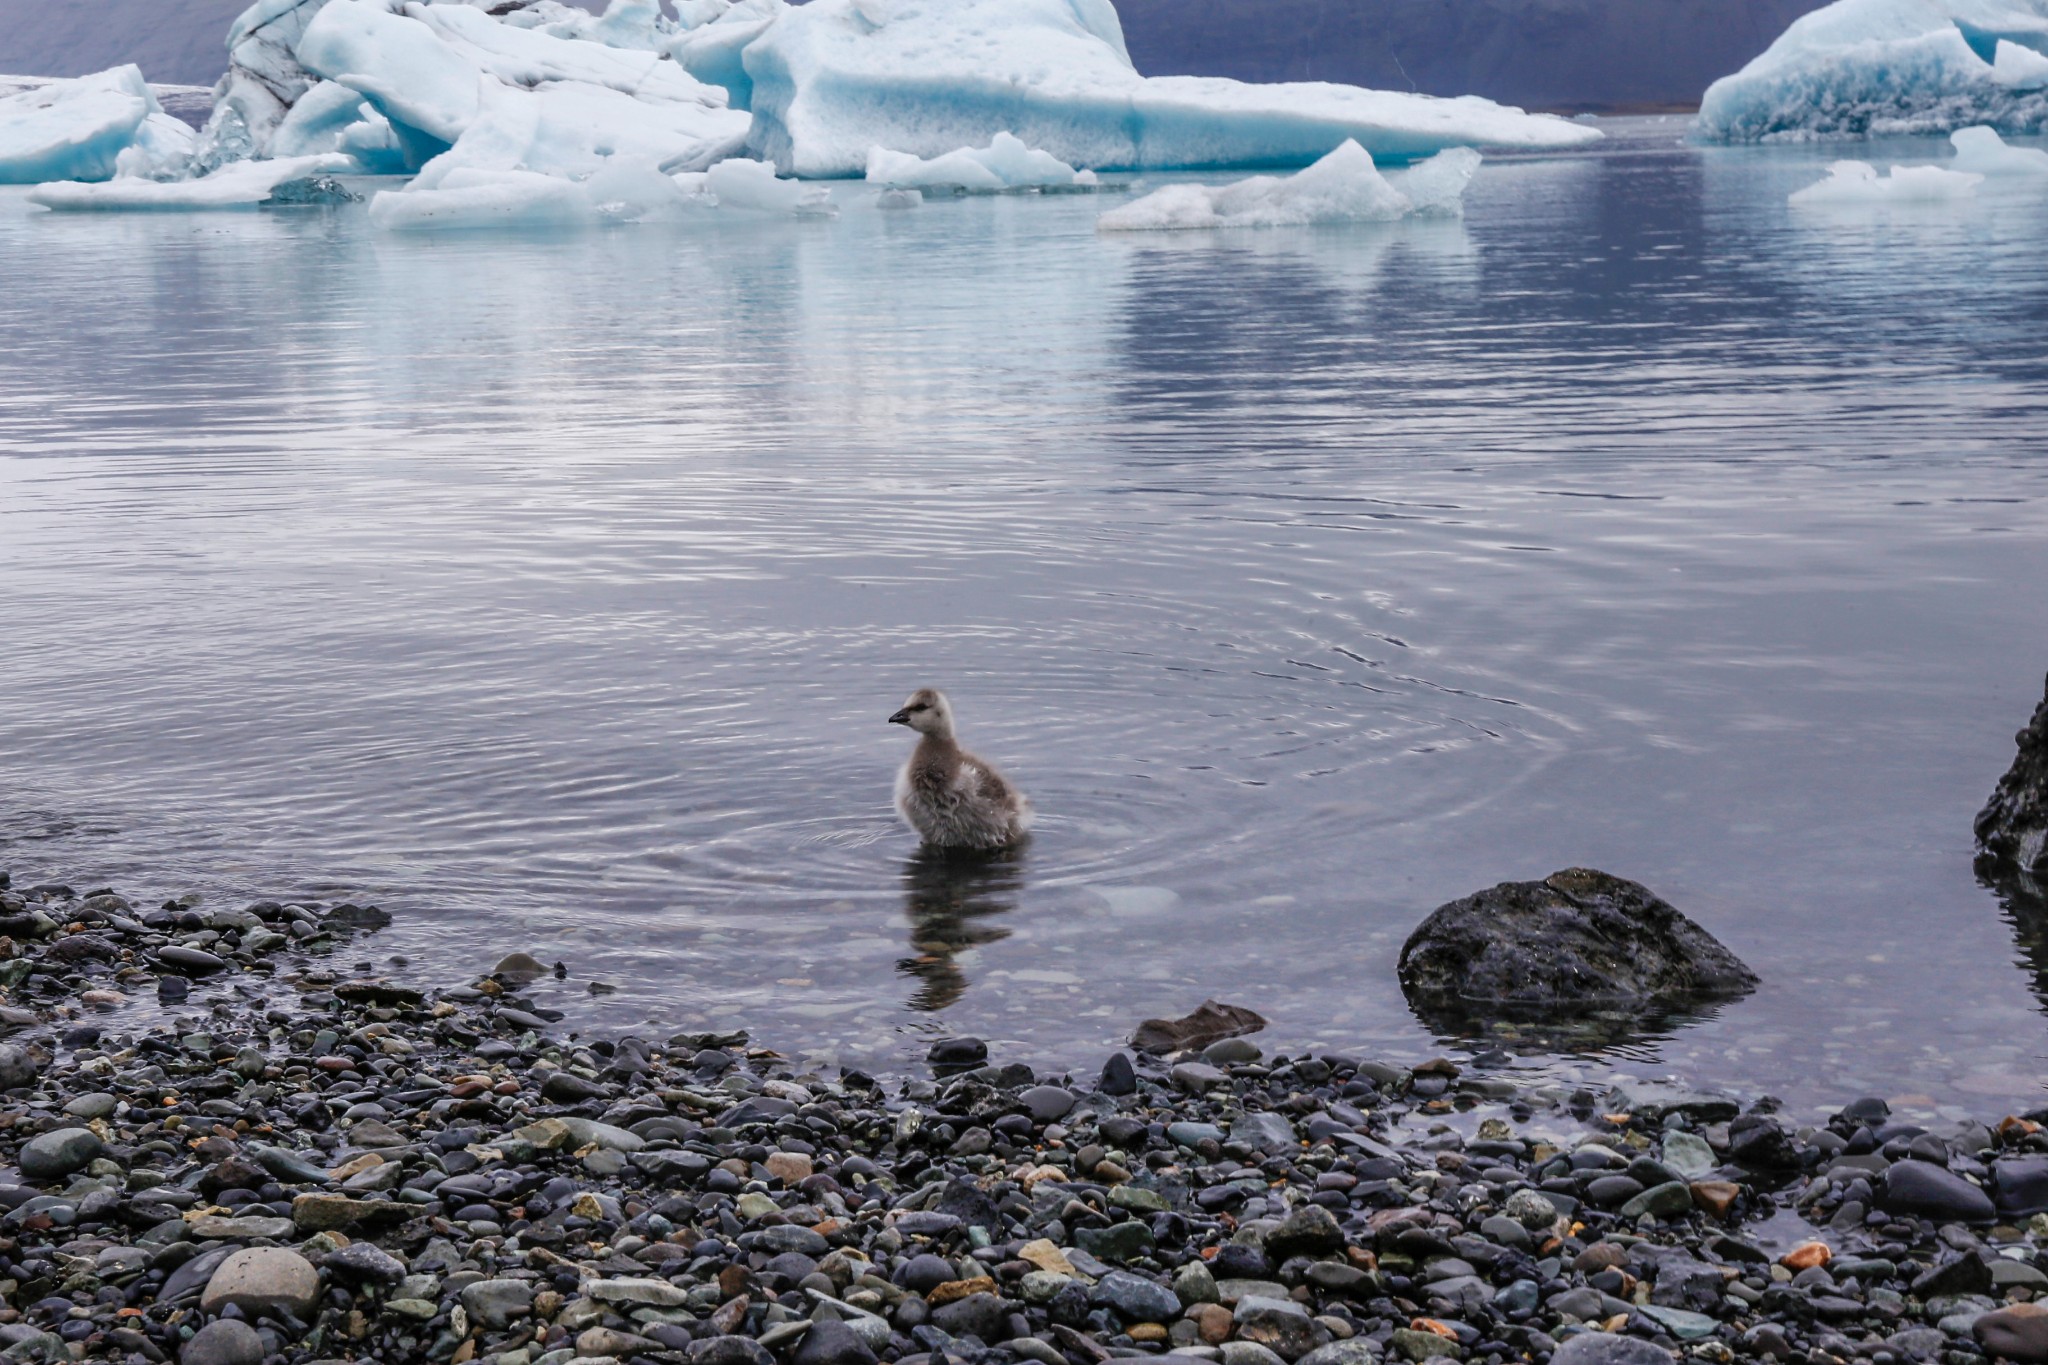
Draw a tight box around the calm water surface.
[4,118,2048,1119]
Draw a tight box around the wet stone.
[1093,1270,1180,1322]
[1881,1160,1997,1223]
[929,1291,1008,1342]
[459,1277,534,1328]
[1549,1336,1677,1364]
[180,1318,265,1365]
[200,1247,322,1319]
[1976,1302,2048,1362]
[1234,1295,1328,1360]
[18,1126,102,1179]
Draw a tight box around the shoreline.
[1,874,2046,1365]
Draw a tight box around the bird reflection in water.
[896,848,1022,1011]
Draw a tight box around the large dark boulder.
[1398,869,1756,1042]
[1977,671,2048,876]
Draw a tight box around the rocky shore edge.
[2,872,2048,1365]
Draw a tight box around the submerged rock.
[1131,999,1268,1055]
[261,173,360,205]
[1397,868,1757,1038]
[1978,670,2048,876]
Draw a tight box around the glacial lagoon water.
[4,118,2048,1120]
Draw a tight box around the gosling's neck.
[913,728,959,761]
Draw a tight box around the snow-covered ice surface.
[1097,140,1479,230]
[0,66,161,183]
[866,132,1090,191]
[741,0,1598,177]
[1696,0,2048,141]
[28,151,350,209]
[1950,120,2048,168]
[1787,156,1984,201]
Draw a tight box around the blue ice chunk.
[0,66,157,185]
[1697,0,2048,141]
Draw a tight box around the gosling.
[888,688,1033,851]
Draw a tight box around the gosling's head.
[888,687,954,738]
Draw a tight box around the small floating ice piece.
[1950,124,2048,175]
[1097,139,1478,230]
[701,156,836,214]
[0,66,158,184]
[866,131,1083,190]
[368,162,687,231]
[1788,158,1983,205]
[28,153,354,211]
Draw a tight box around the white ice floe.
[740,0,1597,177]
[0,66,164,184]
[1696,0,2048,141]
[1787,157,1985,203]
[1096,140,1479,230]
[368,152,830,230]
[865,132,1088,190]
[1950,122,2048,170]
[28,153,352,210]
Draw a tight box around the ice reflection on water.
[3,119,2048,1119]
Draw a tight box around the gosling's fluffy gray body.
[889,688,1032,851]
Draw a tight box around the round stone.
[0,1044,42,1090]
[181,1319,265,1365]
[19,1126,104,1180]
[1549,1336,1677,1365]
[200,1247,322,1319]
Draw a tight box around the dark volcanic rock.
[1879,1160,1996,1224]
[1397,868,1757,1034]
[1977,670,2048,873]
[1996,1154,2048,1218]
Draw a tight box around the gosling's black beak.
[888,708,912,726]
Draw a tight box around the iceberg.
[1787,157,1984,202]
[27,153,354,210]
[0,66,161,184]
[1696,0,2048,141]
[1096,140,1479,230]
[866,132,1090,191]
[294,0,749,179]
[1950,121,2048,169]
[739,0,1598,178]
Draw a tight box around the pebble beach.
[2,873,2047,1365]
